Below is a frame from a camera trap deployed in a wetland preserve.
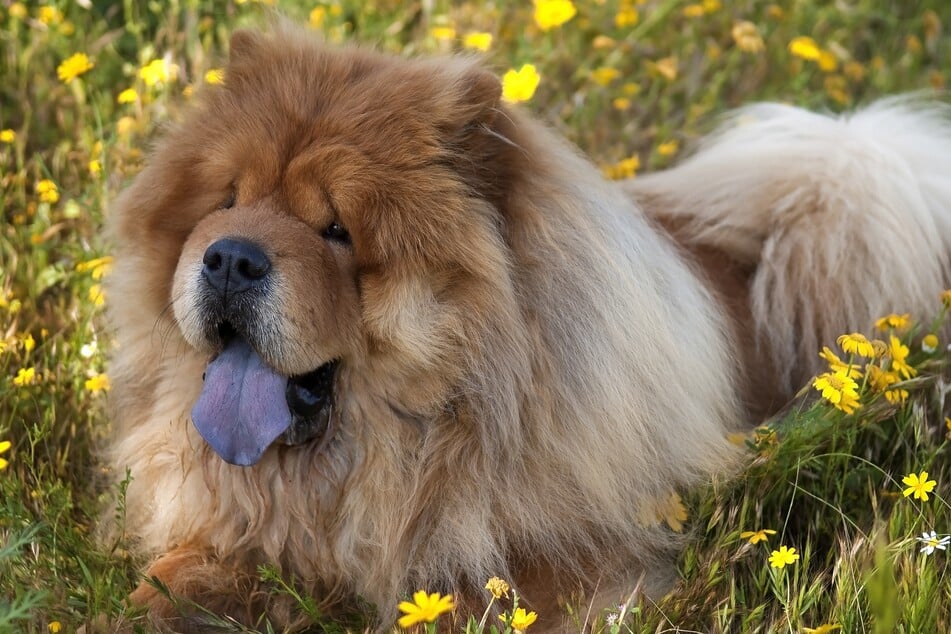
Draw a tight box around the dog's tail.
[626,97,951,393]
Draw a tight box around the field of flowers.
[1,0,950,632]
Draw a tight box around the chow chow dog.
[106,24,951,631]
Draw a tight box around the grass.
[1,0,950,631]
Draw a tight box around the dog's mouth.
[190,323,337,467]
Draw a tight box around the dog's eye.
[220,187,237,210]
[322,222,350,244]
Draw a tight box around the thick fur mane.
[106,27,742,625]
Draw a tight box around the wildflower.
[85,373,110,392]
[819,346,862,379]
[430,26,456,41]
[138,58,178,87]
[837,333,875,357]
[657,141,679,157]
[503,607,538,633]
[622,82,640,96]
[612,97,631,111]
[48,622,62,633]
[463,32,492,52]
[38,6,62,25]
[204,69,225,84]
[9,2,27,19]
[884,387,908,405]
[817,50,838,72]
[117,116,136,136]
[485,576,510,599]
[866,365,897,392]
[57,53,94,83]
[0,440,10,470]
[89,284,106,307]
[702,0,721,10]
[921,333,938,353]
[88,159,101,176]
[614,7,638,28]
[651,57,678,81]
[0,129,15,144]
[813,370,860,412]
[501,64,540,103]
[397,591,455,628]
[740,528,777,545]
[916,530,950,556]
[802,625,842,634]
[591,67,620,87]
[602,155,640,180]
[22,333,34,353]
[534,0,576,32]
[941,289,951,308]
[768,545,799,569]
[888,335,917,379]
[902,471,937,501]
[788,36,821,61]
[658,491,688,532]
[13,367,36,386]
[731,21,765,53]
[875,313,910,331]
[36,179,59,204]
[682,4,704,18]
[76,256,114,280]
[309,6,326,28]
[843,61,866,82]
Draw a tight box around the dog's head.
[112,27,524,467]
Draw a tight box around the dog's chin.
[190,320,339,466]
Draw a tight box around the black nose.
[201,238,271,296]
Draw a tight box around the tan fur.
[105,25,951,632]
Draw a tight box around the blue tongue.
[191,339,292,466]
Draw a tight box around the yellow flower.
[88,159,102,176]
[38,6,62,25]
[36,179,59,204]
[732,21,765,53]
[485,576,510,599]
[57,53,94,83]
[534,0,576,32]
[463,32,493,52]
[430,26,456,41]
[884,387,908,405]
[309,6,326,28]
[9,3,27,19]
[0,440,11,471]
[503,607,538,633]
[819,346,862,379]
[657,141,679,157]
[902,471,937,501]
[0,129,15,144]
[591,67,620,87]
[888,335,917,380]
[397,591,455,628]
[768,545,799,569]
[866,365,898,393]
[612,97,631,111]
[85,373,110,392]
[602,155,640,180]
[89,284,106,307]
[116,116,136,136]
[502,64,540,103]
[48,622,62,633]
[615,7,638,28]
[702,0,721,10]
[76,256,114,280]
[13,367,36,387]
[651,56,678,81]
[802,625,842,634]
[740,528,777,545]
[22,333,35,353]
[682,4,704,18]
[921,333,938,353]
[817,50,838,72]
[942,289,951,308]
[837,333,875,358]
[874,313,910,331]
[813,370,860,408]
[139,58,179,87]
[204,68,225,84]
[788,36,821,61]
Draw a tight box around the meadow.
[1,0,950,631]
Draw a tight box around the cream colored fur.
[627,98,951,391]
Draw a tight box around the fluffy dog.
[105,24,951,631]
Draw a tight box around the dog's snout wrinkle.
[202,238,272,298]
